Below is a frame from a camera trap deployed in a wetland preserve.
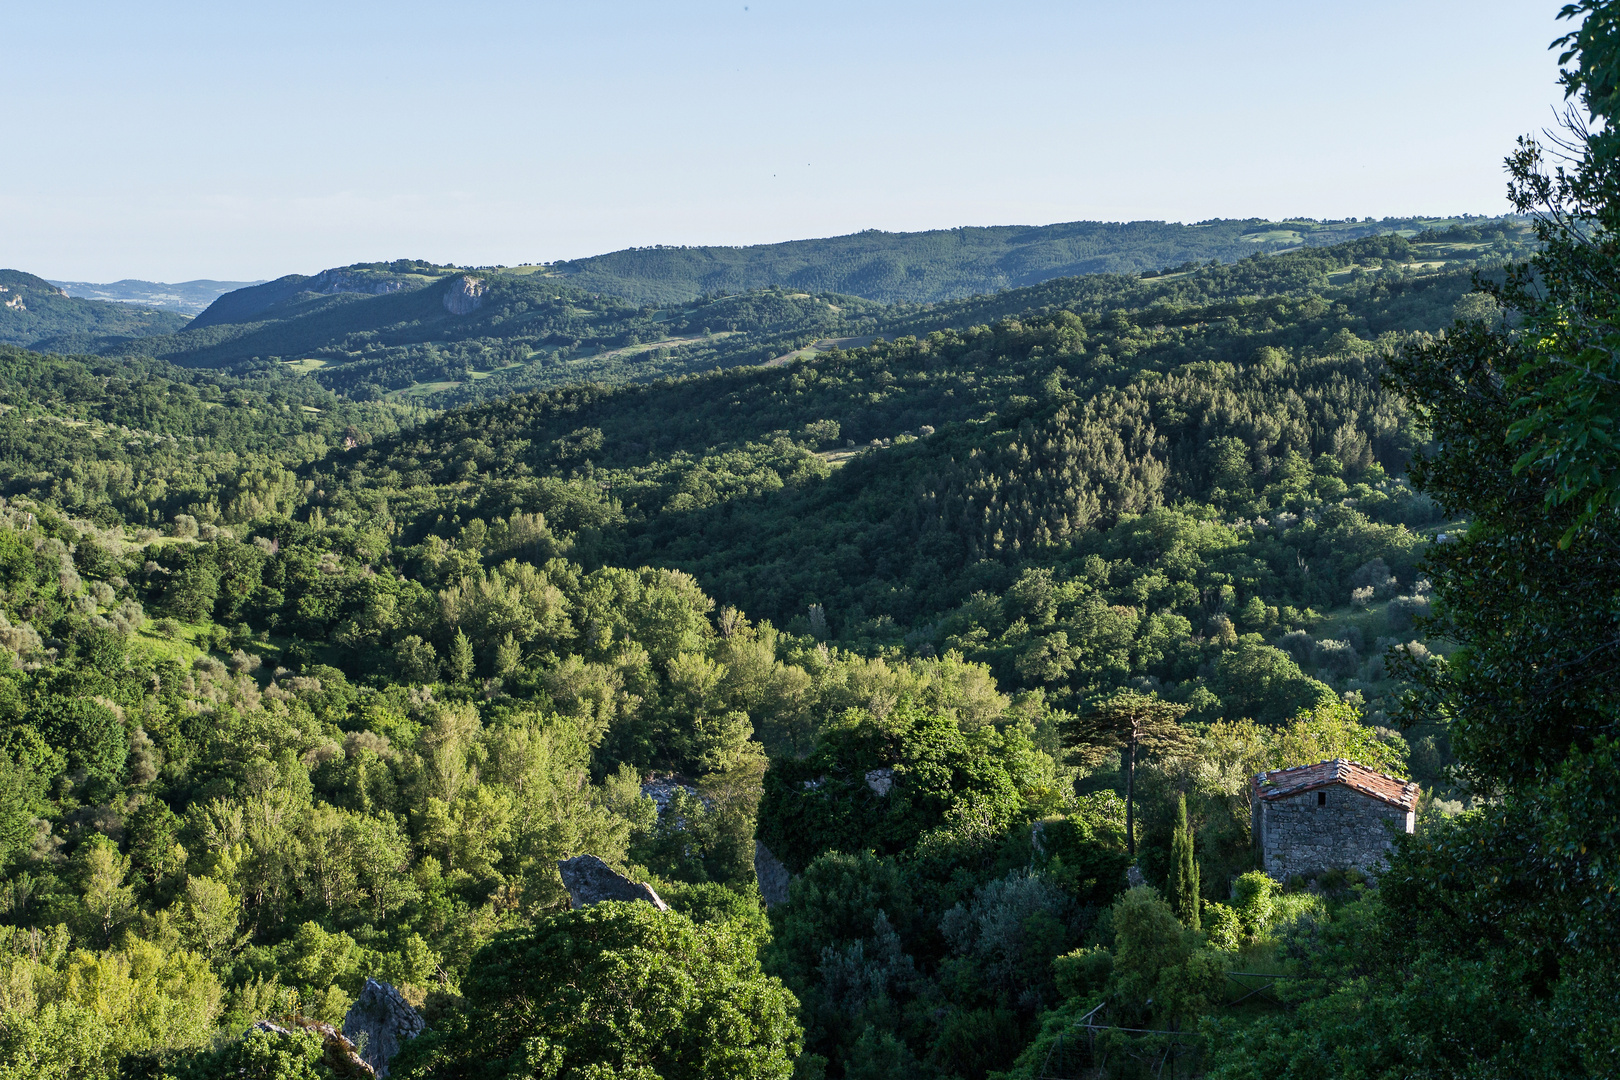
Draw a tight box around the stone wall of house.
[1258,783,1413,878]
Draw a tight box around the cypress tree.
[1170,792,1200,932]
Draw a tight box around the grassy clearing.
[1242,229,1306,244]
[388,379,464,400]
[280,358,328,374]
[767,334,883,367]
[589,332,732,364]
[815,448,866,469]
[1310,601,1401,649]
[125,620,210,666]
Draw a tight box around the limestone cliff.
[442,275,486,315]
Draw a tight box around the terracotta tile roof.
[1253,759,1420,810]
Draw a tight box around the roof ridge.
[1253,758,1419,810]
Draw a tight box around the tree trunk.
[1125,737,1137,858]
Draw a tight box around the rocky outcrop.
[343,978,425,1077]
[865,767,894,796]
[558,854,669,910]
[442,275,486,315]
[308,269,408,296]
[755,841,791,907]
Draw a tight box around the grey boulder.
[342,978,425,1077]
[558,854,670,910]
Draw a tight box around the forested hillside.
[18,27,1620,1059]
[26,218,1521,414]
[0,217,1533,1078]
[547,215,1522,304]
[90,261,892,407]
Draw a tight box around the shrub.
[1203,901,1244,950]
[940,869,1075,1011]
[1350,557,1398,599]
[1231,871,1276,939]
[1387,594,1430,632]
[1052,945,1113,1002]
[1106,887,1225,1028]
[1312,639,1360,679]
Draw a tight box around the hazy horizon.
[3,0,1568,282]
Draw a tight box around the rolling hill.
[69,218,1530,410]
[544,214,1524,304]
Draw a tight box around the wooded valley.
[0,18,1614,1075]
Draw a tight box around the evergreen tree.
[1061,690,1191,857]
[447,629,475,683]
[1169,792,1200,932]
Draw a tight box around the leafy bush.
[392,901,802,1080]
[757,698,1039,873]
[1105,887,1226,1028]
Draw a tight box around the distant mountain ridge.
[50,277,264,316]
[0,269,189,350]
[545,215,1522,304]
[6,215,1530,407]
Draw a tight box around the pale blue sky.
[1,1,1570,281]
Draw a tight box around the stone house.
[1252,759,1419,879]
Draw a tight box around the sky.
[0,1,1573,282]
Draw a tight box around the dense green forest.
[0,223,1516,1075]
[0,9,1616,1072]
[0,223,1512,1077]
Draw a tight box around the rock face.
[442,275,485,315]
[754,841,791,907]
[308,269,408,296]
[343,978,425,1077]
[558,854,669,910]
[642,775,700,814]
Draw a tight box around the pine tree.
[448,629,475,683]
[1170,792,1200,932]
[1061,690,1192,857]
